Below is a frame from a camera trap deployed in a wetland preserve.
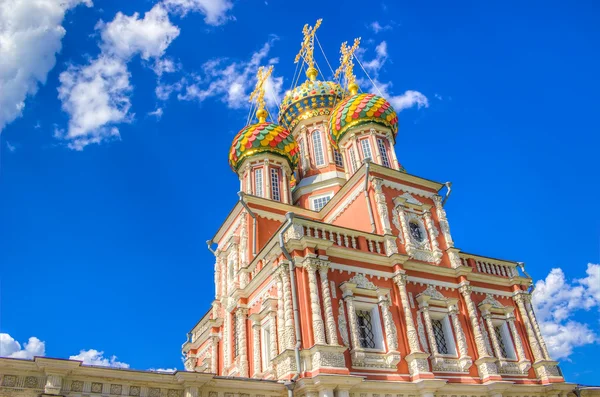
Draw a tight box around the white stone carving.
[348,273,376,290]
[338,299,350,347]
[319,264,339,345]
[305,259,327,345]
[418,285,446,301]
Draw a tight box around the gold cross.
[294,19,323,80]
[249,65,273,122]
[334,37,361,92]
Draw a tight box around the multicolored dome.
[329,93,399,146]
[229,122,300,172]
[279,78,346,131]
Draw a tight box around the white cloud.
[6,141,17,152]
[57,56,131,150]
[162,0,233,25]
[97,5,180,61]
[532,264,600,360]
[0,333,45,359]
[178,39,282,112]
[357,41,428,112]
[69,349,129,368]
[148,108,164,118]
[0,0,92,133]
[149,368,177,372]
[369,21,392,34]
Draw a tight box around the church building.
[1,19,594,397]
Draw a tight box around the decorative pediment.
[348,273,376,290]
[418,285,446,301]
[480,294,503,309]
[394,192,423,207]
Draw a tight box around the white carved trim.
[381,180,436,198]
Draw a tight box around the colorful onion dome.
[229,120,300,172]
[279,69,346,131]
[329,92,399,146]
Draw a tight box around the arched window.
[312,130,325,166]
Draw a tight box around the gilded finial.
[334,37,361,95]
[294,19,323,81]
[249,65,273,123]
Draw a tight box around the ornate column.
[397,207,416,256]
[449,303,472,371]
[264,159,271,199]
[318,263,339,345]
[276,271,285,353]
[423,209,443,263]
[432,195,454,247]
[392,272,430,375]
[269,310,278,367]
[481,308,504,360]
[210,334,219,373]
[305,259,327,345]
[506,311,531,373]
[459,283,498,378]
[378,293,401,367]
[239,214,249,289]
[279,263,296,349]
[236,308,249,377]
[513,292,544,362]
[214,259,222,298]
[372,178,399,255]
[282,170,290,204]
[244,164,251,194]
[342,289,361,350]
[223,311,231,369]
[251,318,261,377]
[524,297,551,360]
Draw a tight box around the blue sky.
[1,0,599,383]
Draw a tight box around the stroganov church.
[1,19,596,397]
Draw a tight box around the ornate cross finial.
[249,65,273,123]
[294,19,323,81]
[334,37,361,95]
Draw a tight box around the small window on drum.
[333,149,344,167]
[408,220,426,243]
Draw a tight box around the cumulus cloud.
[57,56,131,150]
[369,21,392,34]
[0,0,92,133]
[57,3,179,149]
[532,264,600,360]
[357,41,429,111]
[69,349,130,368]
[148,107,164,118]
[0,333,45,359]
[178,39,283,111]
[162,0,233,25]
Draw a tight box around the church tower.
[182,19,568,397]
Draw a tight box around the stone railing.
[459,253,520,278]
[286,217,387,255]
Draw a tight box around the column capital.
[393,271,407,285]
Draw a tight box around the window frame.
[254,167,264,198]
[348,146,358,173]
[492,319,517,360]
[359,137,373,162]
[270,168,280,202]
[428,309,458,357]
[232,313,239,358]
[310,192,333,211]
[333,148,344,167]
[376,137,391,168]
[311,130,326,167]
[260,319,271,371]
[353,300,385,351]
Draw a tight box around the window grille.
[432,319,449,354]
[494,325,508,358]
[312,195,331,211]
[270,168,280,201]
[356,309,376,348]
[377,138,391,168]
[348,147,358,172]
[360,139,373,161]
[254,168,263,197]
[312,131,325,166]
[232,314,239,357]
[334,149,344,167]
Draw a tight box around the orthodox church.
[0,19,594,397]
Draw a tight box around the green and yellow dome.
[229,118,300,172]
[279,70,345,131]
[329,92,398,146]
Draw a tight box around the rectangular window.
[261,327,271,370]
[348,147,358,173]
[360,138,373,161]
[377,138,391,168]
[232,314,239,358]
[333,149,344,167]
[356,309,376,349]
[432,319,449,354]
[254,168,263,197]
[494,323,516,359]
[311,195,331,211]
[270,168,280,202]
[312,131,325,166]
